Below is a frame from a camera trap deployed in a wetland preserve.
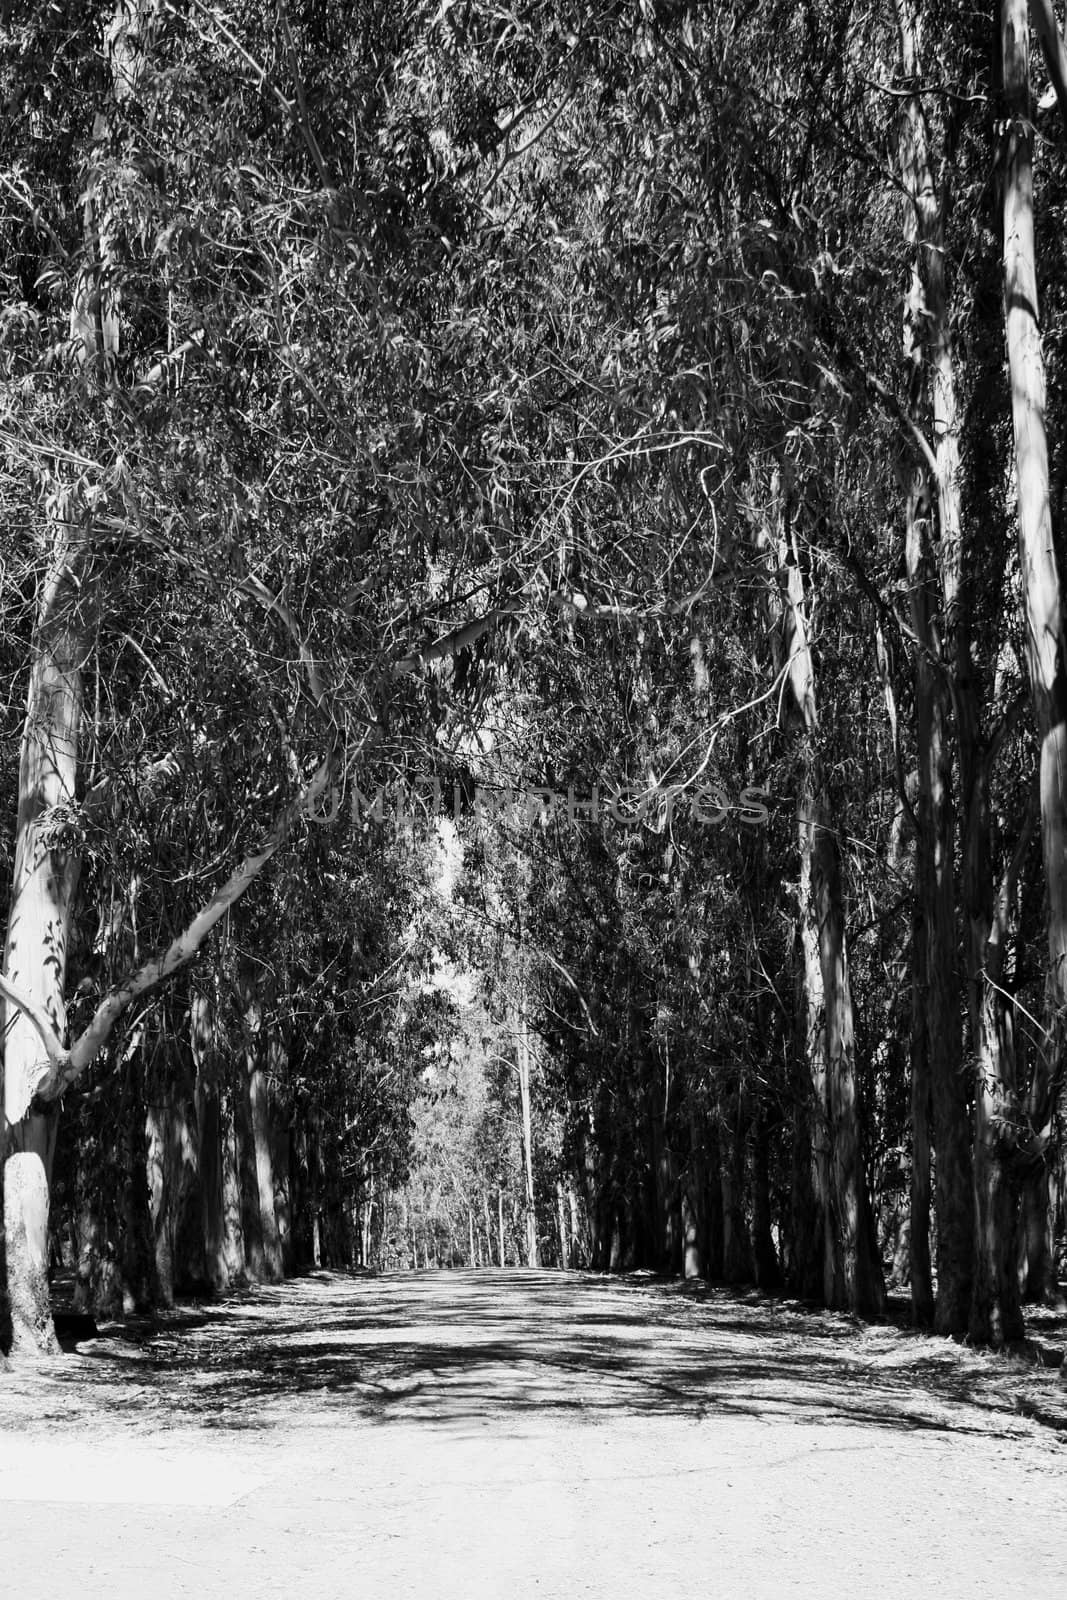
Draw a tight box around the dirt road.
[1,1269,1065,1598]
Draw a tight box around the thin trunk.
[567,1186,582,1267]
[682,1108,706,1280]
[240,982,283,1281]
[704,1121,725,1280]
[797,776,838,1305]
[788,1018,822,1298]
[192,990,229,1293]
[555,1180,568,1270]
[235,1062,265,1280]
[758,496,838,1305]
[908,892,935,1324]
[273,1102,293,1274]
[221,1081,245,1283]
[752,1112,781,1291]
[483,1191,495,1267]
[498,1186,506,1268]
[906,426,963,1333]
[966,778,1033,1342]
[516,994,539,1267]
[812,804,886,1317]
[580,1115,604,1268]
[720,1111,753,1285]
[308,1115,326,1269]
[362,1188,373,1268]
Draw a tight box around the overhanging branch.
[12,745,338,1112]
[0,973,66,1069]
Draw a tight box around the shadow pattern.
[3,1270,1066,1442]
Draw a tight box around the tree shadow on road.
[8,1269,1062,1445]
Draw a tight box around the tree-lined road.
[2,1271,1065,1598]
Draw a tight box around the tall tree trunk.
[905,423,968,1336]
[647,1046,679,1272]
[811,811,886,1317]
[796,774,838,1306]
[0,0,159,1356]
[1,510,85,1357]
[1001,0,1067,1301]
[757,488,882,1313]
[515,991,539,1267]
[896,0,975,1332]
[951,0,1067,1343]
[965,776,1033,1342]
[555,1180,568,1269]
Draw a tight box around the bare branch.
[390,566,741,677]
[539,952,601,1039]
[31,744,338,1106]
[392,607,520,675]
[0,973,66,1068]
[135,330,206,393]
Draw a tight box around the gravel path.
[2,1269,1066,1598]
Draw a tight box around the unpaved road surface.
[2,1269,1066,1598]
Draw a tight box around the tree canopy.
[1,0,1066,1359]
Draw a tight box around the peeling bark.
[1,509,86,1357]
[758,489,884,1316]
[973,0,1067,1341]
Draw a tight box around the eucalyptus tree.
[4,0,1066,1360]
[0,0,655,1352]
[0,0,538,1351]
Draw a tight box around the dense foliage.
[1,0,1066,1357]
